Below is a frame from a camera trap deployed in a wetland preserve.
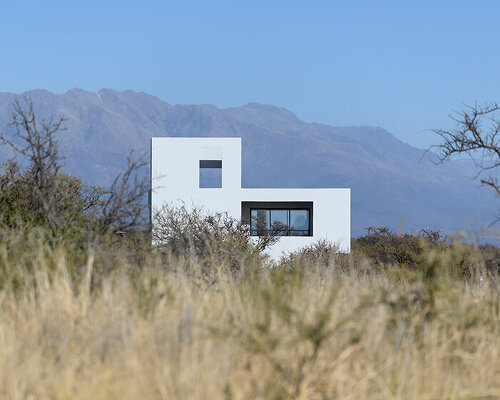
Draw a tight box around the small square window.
[199,160,222,188]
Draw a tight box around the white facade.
[151,137,350,258]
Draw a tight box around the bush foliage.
[0,98,149,243]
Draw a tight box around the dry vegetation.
[0,225,498,400]
[0,98,499,399]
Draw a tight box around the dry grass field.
[0,230,498,400]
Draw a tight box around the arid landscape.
[2,2,500,399]
[0,226,498,399]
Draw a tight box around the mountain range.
[0,88,497,238]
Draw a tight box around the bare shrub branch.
[0,98,66,234]
[0,98,150,240]
[430,102,500,196]
[152,203,279,272]
[97,152,150,235]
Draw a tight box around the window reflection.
[250,209,310,236]
[251,209,270,235]
[270,209,288,236]
[290,210,309,236]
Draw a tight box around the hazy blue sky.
[1,1,499,148]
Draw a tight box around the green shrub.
[353,227,447,268]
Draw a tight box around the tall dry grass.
[0,231,498,399]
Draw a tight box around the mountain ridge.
[0,88,496,237]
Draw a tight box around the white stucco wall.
[151,137,350,259]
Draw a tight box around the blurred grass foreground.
[0,221,498,400]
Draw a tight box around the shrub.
[353,226,448,269]
[0,98,150,243]
[152,203,278,273]
[279,239,366,274]
[0,161,104,239]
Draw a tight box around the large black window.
[250,208,311,236]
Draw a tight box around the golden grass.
[0,242,498,399]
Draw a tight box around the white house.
[151,137,350,258]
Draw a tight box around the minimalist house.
[151,137,350,258]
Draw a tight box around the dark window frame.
[249,208,311,236]
[199,160,222,169]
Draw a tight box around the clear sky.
[1,1,499,148]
